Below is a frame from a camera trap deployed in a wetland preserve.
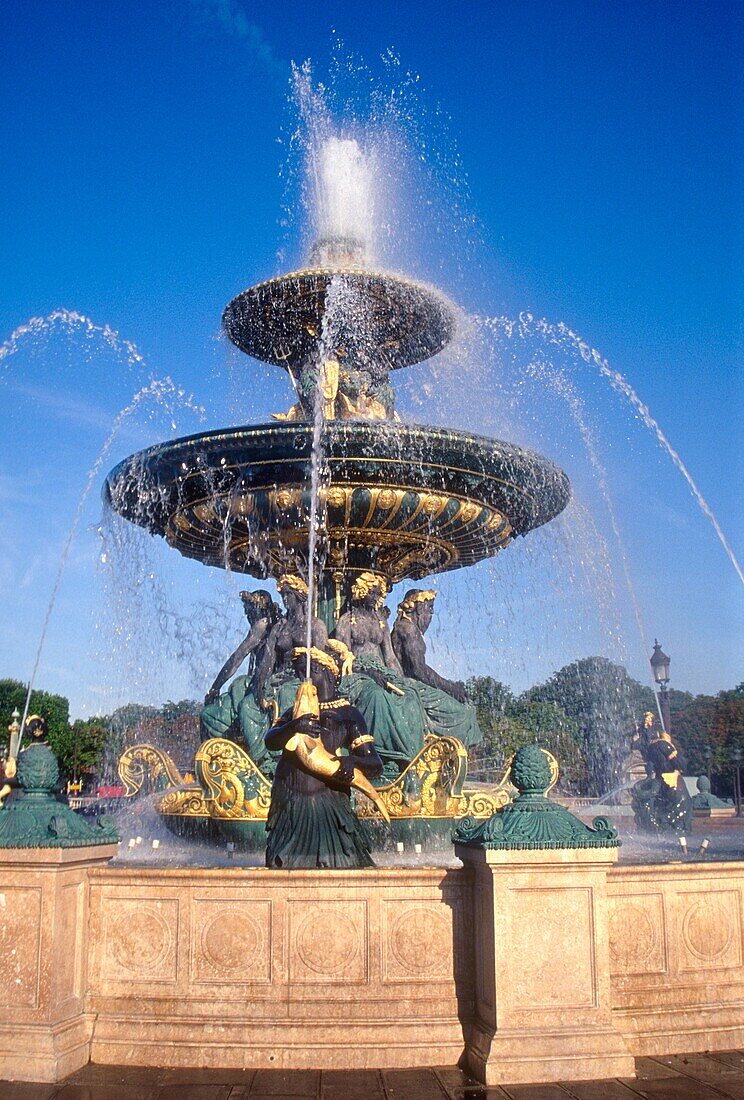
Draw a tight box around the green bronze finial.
[453,745,619,850]
[0,715,118,849]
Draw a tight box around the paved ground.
[3,1052,744,1099]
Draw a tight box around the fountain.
[107,136,570,848]
[1,132,741,1091]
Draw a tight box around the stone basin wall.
[1,853,742,1082]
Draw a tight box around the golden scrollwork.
[118,744,186,797]
[157,786,210,817]
[195,738,272,821]
[356,734,512,821]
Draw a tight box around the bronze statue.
[253,575,329,713]
[631,711,692,834]
[264,646,384,869]
[204,590,281,705]
[334,572,401,669]
[332,572,427,771]
[200,590,283,768]
[391,589,482,750]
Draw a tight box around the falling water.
[490,313,743,587]
[0,308,145,369]
[14,378,205,751]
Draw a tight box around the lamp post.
[733,746,742,818]
[704,743,713,782]
[650,640,671,734]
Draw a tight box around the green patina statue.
[454,743,619,850]
[264,646,384,869]
[0,715,118,849]
[690,775,733,811]
[630,712,693,835]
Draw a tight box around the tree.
[672,685,744,798]
[524,657,655,795]
[0,678,70,759]
[466,677,585,791]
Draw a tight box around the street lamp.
[704,744,713,781]
[650,640,671,734]
[733,746,742,818]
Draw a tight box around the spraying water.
[489,313,743,587]
[14,378,205,752]
[0,308,145,369]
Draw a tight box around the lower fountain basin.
[104,421,570,583]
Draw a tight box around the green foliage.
[466,676,585,792]
[524,657,656,795]
[672,685,744,798]
[0,678,70,767]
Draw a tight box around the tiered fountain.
[107,138,570,847]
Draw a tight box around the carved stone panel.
[57,881,86,1003]
[678,890,743,973]
[505,885,597,1012]
[381,900,453,982]
[191,898,271,984]
[288,899,368,984]
[102,896,179,984]
[608,893,667,976]
[0,886,42,1008]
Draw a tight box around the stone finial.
[453,745,619,850]
[0,726,118,849]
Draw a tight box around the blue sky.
[1,0,741,717]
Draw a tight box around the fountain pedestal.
[0,844,118,1083]
[456,845,634,1086]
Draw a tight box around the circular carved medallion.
[200,908,262,973]
[295,910,360,976]
[682,900,733,962]
[108,905,171,973]
[389,906,450,976]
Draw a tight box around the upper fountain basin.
[222,268,456,372]
[104,421,570,584]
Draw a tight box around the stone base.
[0,844,118,1082]
[464,1023,634,1086]
[86,865,471,1073]
[456,845,635,1085]
[1,846,742,1084]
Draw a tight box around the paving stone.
[707,1082,744,1100]
[382,1068,449,1098]
[153,1069,256,1086]
[652,1053,742,1078]
[54,1086,160,1100]
[0,1085,58,1099]
[157,1086,233,1099]
[709,1054,744,1070]
[321,1068,384,1098]
[617,1076,732,1099]
[250,1069,320,1096]
[561,1081,638,1099]
[432,1064,511,1099]
[500,1086,571,1100]
[631,1059,684,1081]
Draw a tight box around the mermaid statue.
[265,646,384,869]
[391,589,482,751]
[200,590,281,767]
[333,572,428,772]
[200,576,327,773]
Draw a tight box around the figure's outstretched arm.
[253,622,282,706]
[205,619,269,702]
[396,624,467,702]
[380,625,403,674]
